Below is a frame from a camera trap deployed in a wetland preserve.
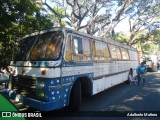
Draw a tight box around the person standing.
[136,61,147,85]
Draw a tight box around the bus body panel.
[11,67,61,78]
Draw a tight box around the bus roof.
[22,27,137,51]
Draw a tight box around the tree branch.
[113,0,132,21]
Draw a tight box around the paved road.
[80,72,160,111]
[27,72,160,120]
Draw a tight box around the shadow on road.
[79,73,160,112]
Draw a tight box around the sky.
[114,18,130,33]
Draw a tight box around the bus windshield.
[14,36,37,61]
[14,31,64,61]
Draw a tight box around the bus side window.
[115,47,122,59]
[83,37,91,61]
[103,44,112,61]
[65,35,72,61]
[109,44,118,59]
[73,36,83,61]
[109,44,122,60]
[121,48,129,60]
[93,41,103,61]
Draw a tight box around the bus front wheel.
[69,80,81,111]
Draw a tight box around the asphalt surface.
[26,72,160,120]
[80,72,160,111]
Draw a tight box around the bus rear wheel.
[69,80,81,111]
[125,68,133,84]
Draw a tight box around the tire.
[125,68,133,84]
[124,76,130,84]
[69,80,81,111]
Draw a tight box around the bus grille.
[12,76,36,98]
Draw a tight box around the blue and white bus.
[7,27,138,111]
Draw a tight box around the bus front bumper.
[0,89,64,111]
[23,97,62,111]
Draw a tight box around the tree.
[143,29,160,55]
[114,29,160,55]
[114,33,129,43]
[0,0,53,69]
[44,0,133,36]
[114,0,160,46]
[150,29,160,44]
[127,0,160,45]
[45,0,160,43]
[47,5,66,27]
[143,43,160,55]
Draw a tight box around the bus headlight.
[37,82,44,88]
[36,80,45,98]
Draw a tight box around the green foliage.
[0,0,53,69]
[47,5,66,27]
[142,43,160,55]
[126,0,160,45]
[142,29,160,55]
[114,29,160,55]
[150,30,160,44]
[114,33,129,44]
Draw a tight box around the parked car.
[146,60,154,72]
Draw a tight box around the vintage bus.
[6,27,138,111]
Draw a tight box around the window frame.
[64,34,92,62]
[64,33,72,61]
[92,40,112,62]
[82,37,92,61]
[120,48,130,60]
[108,44,122,60]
